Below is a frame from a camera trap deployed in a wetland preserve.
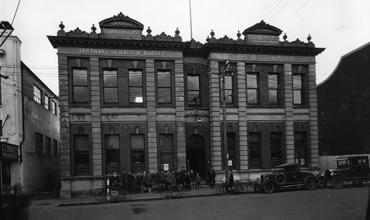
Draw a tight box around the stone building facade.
[48,13,324,197]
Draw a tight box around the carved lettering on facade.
[78,48,167,57]
[209,53,315,63]
[102,28,141,35]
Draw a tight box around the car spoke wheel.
[332,176,344,189]
[215,185,225,194]
[305,179,317,190]
[94,188,107,202]
[263,182,275,194]
[317,177,327,188]
[254,183,263,193]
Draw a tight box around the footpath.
[29,186,222,208]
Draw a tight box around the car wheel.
[254,183,263,193]
[317,177,327,188]
[275,174,286,185]
[305,178,318,190]
[263,182,275,194]
[332,176,344,189]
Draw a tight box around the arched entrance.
[186,134,206,179]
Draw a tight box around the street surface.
[29,186,369,220]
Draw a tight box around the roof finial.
[59,21,65,30]
[237,31,241,39]
[175,27,180,36]
[283,33,287,41]
[91,24,96,32]
[146,26,152,35]
[210,29,215,38]
[307,34,312,42]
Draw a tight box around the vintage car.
[320,155,370,188]
[256,163,318,194]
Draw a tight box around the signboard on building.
[0,142,18,160]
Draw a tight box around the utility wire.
[11,0,22,25]
[264,0,284,20]
[283,0,312,25]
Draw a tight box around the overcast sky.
[2,0,370,95]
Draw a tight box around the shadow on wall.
[23,152,60,193]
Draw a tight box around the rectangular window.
[129,70,143,104]
[293,74,303,105]
[227,132,239,170]
[51,101,57,115]
[35,132,43,155]
[105,134,120,173]
[103,69,118,104]
[45,136,51,156]
[248,132,261,169]
[225,75,234,104]
[73,134,90,176]
[187,75,200,105]
[247,73,258,104]
[157,71,172,104]
[33,85,42,104]
[72,68,89,104]
[268,73,279,104]
[159,134,174,171]
[131,134,145,173]
[52,139,58,156]
[271,132,283,167]
[294,132,308,166]
[44,95,50,110]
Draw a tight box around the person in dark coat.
[120,169,128,193]
[228,170,234,191]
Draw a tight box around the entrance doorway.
[186,134,206,179]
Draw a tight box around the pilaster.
[237,62,248,170]
[58,54,71,198]
[209,60,222,171]
[175,59,186,169]
[146,59,158,173]
[308,64,319,167]
[90,57,102,176]
[284,64,294,163]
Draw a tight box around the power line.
[283,0,312,25]
[11,0,22,25]
[268,0,289,21]
[264,0,284,20]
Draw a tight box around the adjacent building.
[48,13,324,197]
[318,42,370,169]
[0,36,60,193]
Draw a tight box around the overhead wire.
[11,0,22,25]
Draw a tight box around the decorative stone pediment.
[99,12,144,40]
[242,20,282,36]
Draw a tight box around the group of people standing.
[107,167,213,193]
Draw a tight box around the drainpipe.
[19,63,24,163]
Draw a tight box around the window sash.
[72,69,88,86]
[248,132,261,169]
[157,71,172,103]
[103,70,118,87]
[247,73,258,104]
[33,85,42,104]
[44,96,49,109]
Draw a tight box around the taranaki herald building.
[48,13,324,197]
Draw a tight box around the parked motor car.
[319,155,370,188]
[256,163,318,194]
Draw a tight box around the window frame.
[44,95,50,110]
[130,134,146,173]
[71,67,89,105]
[268,73,280,105]
[187,74,201,106]
[35,132,43,156]
[158,134,174,171]
[104,134,120,173]
[270,132,283,168]
[102,68,119,104]
[293,73,304,105]
[248,132,262,169]
[294,131,309,167]
[246,72,259,105]
[73,133,91,176]
[156,70,173,105]
[33,85,42,104]
[128,69,144,105]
